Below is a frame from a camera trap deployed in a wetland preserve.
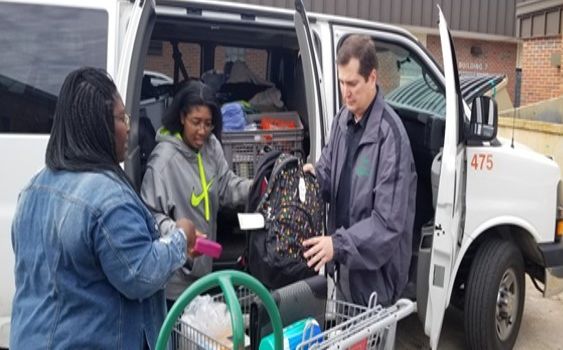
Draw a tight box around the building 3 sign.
[458,61,488,71]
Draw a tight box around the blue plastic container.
[259,317,322,350]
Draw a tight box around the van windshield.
[374,41,446,117]
[0,3,108,134]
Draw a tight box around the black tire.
[464,239,525,350]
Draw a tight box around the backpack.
[245,152,325,289]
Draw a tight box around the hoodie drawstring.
[190,152,213,222]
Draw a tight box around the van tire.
[464,239,525,350]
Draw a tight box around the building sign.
[458,61,488,71]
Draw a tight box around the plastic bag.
[181,295,232,341]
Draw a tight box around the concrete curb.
[498,117,563,135]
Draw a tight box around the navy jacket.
[315,89,417,306]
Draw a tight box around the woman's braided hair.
[46,67,131,187]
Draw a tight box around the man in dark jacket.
[303,34,417,306]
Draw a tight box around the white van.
[1,0,562,349]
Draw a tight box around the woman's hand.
[175,218,206,258]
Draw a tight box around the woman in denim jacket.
[10,67,201,350]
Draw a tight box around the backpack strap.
[245,150,282,213]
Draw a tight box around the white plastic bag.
[181,295,232,340]
[181,295,232,349]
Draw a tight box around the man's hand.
[175,218,206,258]
[303,236,334,271]
[303,163,316,176]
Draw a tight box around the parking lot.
[396,277,563,349]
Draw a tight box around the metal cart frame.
[160,271,416,350]
[156,270,283,350]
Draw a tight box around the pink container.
[193,237,223,259]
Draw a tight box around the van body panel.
[464,144,560,244]
[0,1,137,346]
[0,136,49,346]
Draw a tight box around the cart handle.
[155,270,283,350]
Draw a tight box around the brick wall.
[145,42,268,80]
[520,35,563,105]
[426,35,518,102]
[214,46,268,79]
[145,42,201,79]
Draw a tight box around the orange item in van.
[260,117,297,130]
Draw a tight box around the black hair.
[162,80,222,141]
[336,34,379,80]
[45,67,131,187]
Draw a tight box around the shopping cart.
[295,296,416,350]
[156,270,416,350]
[155,270,283,350]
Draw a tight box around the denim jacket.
[10,169,187,350]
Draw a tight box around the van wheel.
[464,239,525,350]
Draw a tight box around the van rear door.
[424,7,467,349]
[114,0,156,186]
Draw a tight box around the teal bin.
[259,317,321,350]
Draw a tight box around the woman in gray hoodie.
[141,81,251,305]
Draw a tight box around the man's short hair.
[336,34,378,80]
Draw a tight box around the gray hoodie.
[141,129,251,300]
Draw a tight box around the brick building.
[516,0,563,105]
[420,35,518,104]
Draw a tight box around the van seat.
[395,108,445,298]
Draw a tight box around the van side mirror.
[468,96,498,141]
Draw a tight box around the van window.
[145,42,201,79]
[375,41,445,117]
[215,46,268,80]
[0,3,108,134]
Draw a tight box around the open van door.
[293,0,328,161]
[115,0,155,104]
[424,7,467,349]
[115,0,156,187]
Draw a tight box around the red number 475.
[470,153,493,170]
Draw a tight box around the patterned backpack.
[246,152,325,289]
